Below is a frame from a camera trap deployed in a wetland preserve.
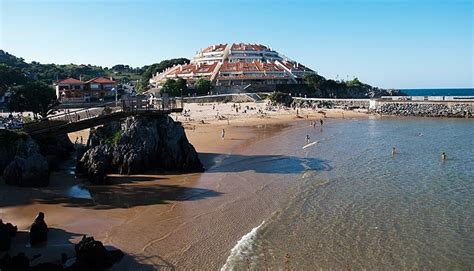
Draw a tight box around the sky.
[0,0,473,89]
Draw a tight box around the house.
[55,77,116,101]
[84,77,117,99]
[55,78,85,99]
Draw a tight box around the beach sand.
[0,102,371,269]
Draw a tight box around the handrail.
[24,97,184,136]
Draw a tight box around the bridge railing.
[23,97,184,135]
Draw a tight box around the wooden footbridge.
[23,97,183,136]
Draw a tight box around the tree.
[194,78,212,95]
[161,79,177,96]
[138,58,190,92]
[0,64,27,93]
[175,78,187,96]
[8,82,57,118]
[161,78,187,97]
[346,77,363,87]
[304,73,325,89]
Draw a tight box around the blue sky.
[0,0,472,89]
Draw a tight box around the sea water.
[222,118,474,270]
[402,88,474,96]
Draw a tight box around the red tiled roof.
[57,78,84,85]
[85,77,116,84]
[231,43,270,51]
[202,43,227,53]
[169,62,217,76]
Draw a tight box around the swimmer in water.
[418,132,424,137]
[441,152,447,160]
[391,147,397,157]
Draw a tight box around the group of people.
[74,136,84,145]
[0,113,25,129]
[309,119,324,128]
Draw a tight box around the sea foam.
[220,221,265,271]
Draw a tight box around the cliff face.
[76,115,203,184]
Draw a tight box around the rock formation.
[76,115,203,184]
[0,130,74,187]
[29,212,48,246]
[0,220,18,251]
[72,235,124,271]
[3,154,50,187]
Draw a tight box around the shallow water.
[223,118,474,270]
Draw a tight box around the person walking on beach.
[441,152,447,160]
[320,119,323,126]
[221,128,225,140]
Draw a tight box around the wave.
[220,221,265,271]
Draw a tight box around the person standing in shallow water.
[441,152,447,160]
[221,128,225,140]
[391,147,397,157]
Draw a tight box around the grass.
[104,130,122,146]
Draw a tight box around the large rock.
[0,220,18,251]
[72,235,123,271]
[3,154,49,187]
[29,212,48,246]
[0,253,30,271]
[77,116,203,184]
[0,130,66,187]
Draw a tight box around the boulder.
[77,116,203,184]
[0,253,30,271]
[29,212,48,246]
[3,154,50,187]
[0,220,18,251]
[72,235,123,271]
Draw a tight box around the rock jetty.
[374,102,473,118]
[76,115,203,184]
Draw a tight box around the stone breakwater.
[372,102,473,118]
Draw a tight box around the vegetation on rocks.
[303,73,402,98]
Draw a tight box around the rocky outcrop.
[0,220,18,251]
[0,131,50,187]
[72,236,124,271]
[76,115,203,184]
[373,102,473,118]
[3,154,50,187]
[29,212,48,246]
[0,130,74,187]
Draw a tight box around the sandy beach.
[0,102,371,269]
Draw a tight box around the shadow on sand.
[36,175,223,210]
[199,152,333,173]
[8,227,161,270]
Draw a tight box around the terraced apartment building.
[149,43,315,89]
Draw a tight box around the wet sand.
[0,105,370,269]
